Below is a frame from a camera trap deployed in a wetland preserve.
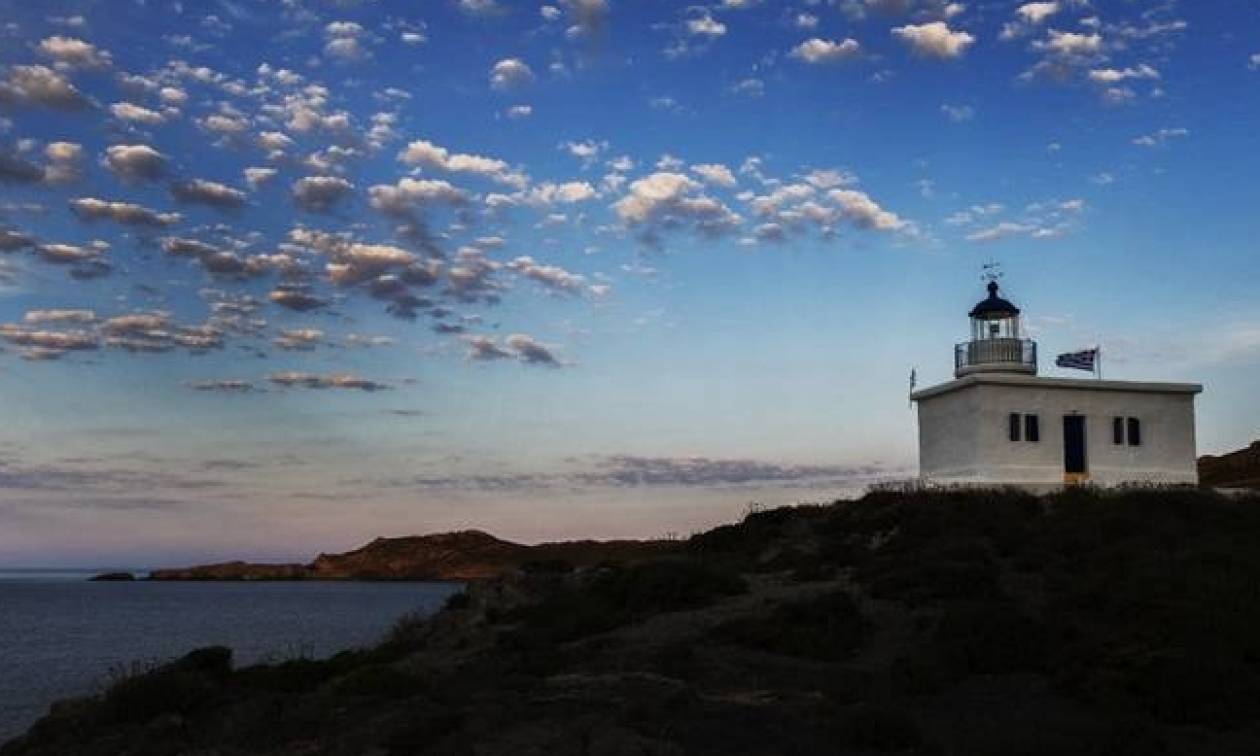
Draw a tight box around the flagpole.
[1096,344,1102,380]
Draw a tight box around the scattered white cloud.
[686,14,727,37]
[171,179,248,208]
[489,58,534,90]
[691,163,737,188]
[69,197,180,226]
[37,35,113,69]
[109,101,166,124]
[291,176,354,212]
[1133,127,1188,147]
[0,65,91,109]
[892,22,975,59]
[398,139,526,188]
[790,38,862,63]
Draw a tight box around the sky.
[0,0,1257,567]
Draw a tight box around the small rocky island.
[87,572,136,581]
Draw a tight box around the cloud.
[563,139,607,168]
[187,379,255,392]
[0,324,100,358]
[326,242,416,285]
[42,141,83,183]
[0,228,35,252]
[1016,2,1060,24]
[268,284,327,311]
[577,455,885,488]
[1133,127,1188,147]
[458,0,504,15]
[465,333,561,365]
[257,131,294,154]
[446,246,502,303]
[243,167,277,188]
[36,241,108,265]
[828,189,905,231]
[729,77,764,97]
[690,163,737,188]
[324,20,368,60]
[22,309,96,325]
[966,221,1034,242]
[507,256,589,295]
[0,151,45,184]
[612,172,741,242]
[790,37,862,63]
[1088,64,1159,84]
[686,14,726,37]
[102,144,167,181]
[171,179,248,208]
[291,176,354,212]
[69,197,180,226]
[489,58,534,90]
[891,22,975,59]
[200,112,250,135]
[109,101,165,125]
[940,103,975,122]
[36,35,112,69]
[0,65,91,110]
[1032,29,1102,58]
[560,0,610,39]
[505,104,533,119]
[389,454,889,492]
[268,372,389,391]
[273,328,325,350]
[398,139,526,188]
[368,177,467,215]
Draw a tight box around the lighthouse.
[910,280,1202,488]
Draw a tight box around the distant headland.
[135,530,682,582]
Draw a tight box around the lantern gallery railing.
[955,338,1037,374]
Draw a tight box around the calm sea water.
[0,571,459,743]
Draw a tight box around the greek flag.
[1055,348,1098,371]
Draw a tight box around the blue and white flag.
[1055,348,1098,371]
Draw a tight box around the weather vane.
[981,260,1003,285]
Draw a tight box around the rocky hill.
[1199,440,1260,489]
[11,486,1260,755]
[148,530,681,581]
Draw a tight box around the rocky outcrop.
[148,530,680,581]
[1199,440,1260,489]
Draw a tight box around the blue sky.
[0,0,1257,566]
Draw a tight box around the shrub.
[507,558,747,643]
[712,590,865,662]
[843,703,924,752]
[102,646,232,724]
[930,600,1048,674]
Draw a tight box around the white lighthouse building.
[910,280,1202,487]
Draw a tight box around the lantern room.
[954,280,1037,377]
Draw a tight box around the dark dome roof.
[969,281,1020,319]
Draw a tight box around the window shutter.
[1127,417,1141,446]
[1009,413,1021,442]
[1024,414,1040,443]
[1113,417,1124,445]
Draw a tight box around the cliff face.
[1199,440,1260,489]
[149,530,680,581]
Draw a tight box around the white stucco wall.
[913,375,1201,486]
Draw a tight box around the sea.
[0,570,460,743]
